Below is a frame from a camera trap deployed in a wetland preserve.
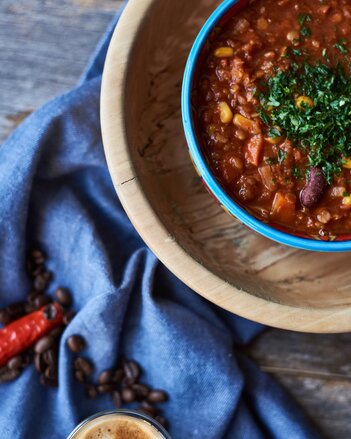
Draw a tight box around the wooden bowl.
[101,0,351,333]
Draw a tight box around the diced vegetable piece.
[233,114,261,134]
[295,95,314,110]
[218,102,233,123]
[245,134,263,166]
[343,157,351,169]
[330,186,346,197]
[259,165,278,191]
[271,192,296,223]
[214,47,234,58]
[342,196,351,209]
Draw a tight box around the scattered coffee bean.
[98,370,114,385]
[0,367,21,383]
[121,387,136,403]
[43,349,56,366]
[24,303,36,314]
[55,288,72,307]
[67,335,85,353]
[30,250,45,264]
[74,357,94,376]
[44,365,57,380]
[155,416,167,428]
[28,290,42,304]
[34,335,54,354]
[0,309,11,325]
[140,401,158,417]
[112,390,122,408]
[97,383,115,394]
[148,390,168,404]
[50,326,64,339]
[40,374,57,387]
[34,353,46,373]
[63,310,76,325]
[7,355,24,370]
[132,383,150,399]
[34,295,51,309]
[113,368,124,384]
[75,370,85,383]
[86,384,97,400]
[124,360,140,380]
[6,303,25,317]
[34,274,49,291]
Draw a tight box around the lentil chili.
[196,0,351,237]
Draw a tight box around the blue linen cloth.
[0,6,322,439]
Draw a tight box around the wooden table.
[1,1,350,437]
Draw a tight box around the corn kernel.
[295,95,314,110]
[214,47,234,58]
[343,157,351,169]
[218,102,233,123]
[342,196,351,209]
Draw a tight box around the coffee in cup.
[67,410,171,439]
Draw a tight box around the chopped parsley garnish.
[259,62,351,184]
[343,191,350,197]
[292,166,302,180]
[298,13,312,26]
[268,127,281,138]
[265,157,278,165]
[278,149,287,164]
[335,40,348,54]
[300,26,312,37]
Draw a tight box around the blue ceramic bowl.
[181,0,351,252]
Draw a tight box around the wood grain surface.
[0,1,349,438]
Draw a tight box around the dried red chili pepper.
[0,303,63,367]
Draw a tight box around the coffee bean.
[30,249,45,264]
[86,384,97,400]
[34,295,51,309]
[7,356,24,370]
[31,264,44,277]
[34,274,49,291]
[132,383,150,399]
[121,376,136,387]
[112,390,122,408]
[28,290,42,304]
[124,360,140,380]
[43,349,56,366]
[140,401,158,416]
[24,303,36,314]
[155,416,167,428]
[63,310,76,325]
[0,367,21,383]
[50,326,64,339]
[34,354,46,373]
[22,353,32,367]
[148,390,168,404]
[44,364,57,380]
[98,370,114,385]
[0,309,11,325]
[55,288,72,307]
[74,357,94,376]
[121,387,136,403]
[113,368,124,384]
[67,335,85,353]
[40,374,58,387]
[34,335,54,354]
[7,303,25,317]
[75,370,85,383]
[97,383,115,394]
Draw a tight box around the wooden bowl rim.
[100,0,351,333]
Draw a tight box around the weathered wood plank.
[0,0,122,143]
[246,330,351,438]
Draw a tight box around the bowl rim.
[181,0,351,252]
[100,0,351,332]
